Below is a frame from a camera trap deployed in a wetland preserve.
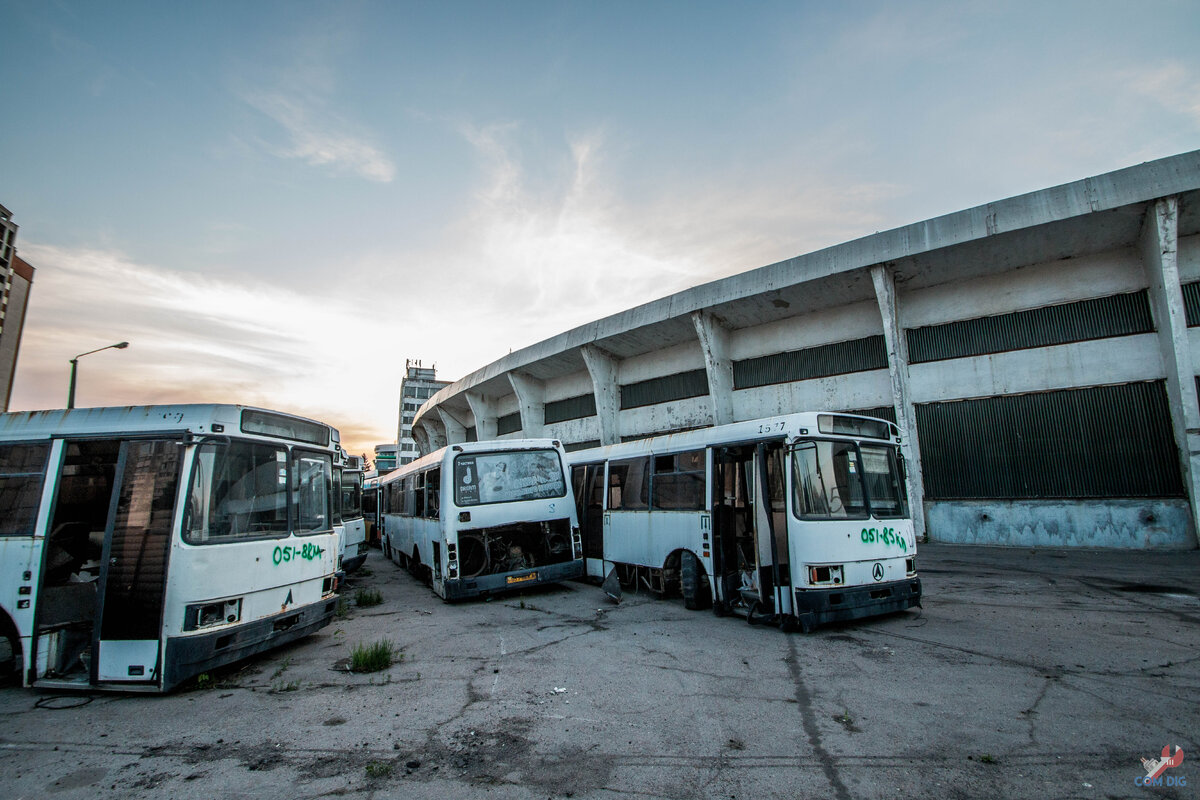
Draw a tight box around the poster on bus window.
[454,450,566,506]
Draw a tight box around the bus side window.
[426,468,440,518]
[608,458,649,510]
[0,443,50,536]
[650,450,705,511]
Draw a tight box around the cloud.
[242,89,395,182]
[9,243,397,459]
[1123,61,1200,128]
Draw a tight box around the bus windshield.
[791,440,907,520]
[454,449,566,506]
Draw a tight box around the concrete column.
[412,426,430,457]
[508,371,546,438]
[419,418,447,452]
[465,391,499,441]
[1140,196,1200,547]
[871,264,928,542]
[691,309,735,426]
[437,407,468,445]
[581,344,621,445]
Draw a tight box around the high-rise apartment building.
[397,360,450,465]
[0,205,34,411]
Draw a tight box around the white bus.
[0,405,341,692]
[334,451,368,573]
[566,413,921,631]
[380,440,583,600]
[362,474,380,547]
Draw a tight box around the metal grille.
[845,405,897,424]
[733,335,887,390]
[545,393,597,424]
[1183,281,1200,326]
[906,291,1154,364]
[915,382,1182,499]
[496,413,521,436]
[620,369,709,410]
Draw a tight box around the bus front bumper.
[163,598,338,690]
[793,577,922,628]
[443,559,584,601]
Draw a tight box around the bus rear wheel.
[680,551,712,611]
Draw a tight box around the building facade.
[411,151,1200,550]
[0,206,33,411]
[397,360,450,466]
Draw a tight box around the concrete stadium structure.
[412,150,1200,550]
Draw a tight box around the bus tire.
[680,551,711,611]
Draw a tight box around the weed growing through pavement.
[350,639,398,672]
[355,588,383,607]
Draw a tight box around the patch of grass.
[365,760,393,779]
[335,599,351,619]
[979,754,997,764]
[194,673,213,690]
[271,657,291,680]
[272,679,301,693]
[350,639,398,673]
[355,588,383,607]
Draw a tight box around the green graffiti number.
[860,527,907,552]
[273,543,327,566]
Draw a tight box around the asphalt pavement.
[1,543,1197,800]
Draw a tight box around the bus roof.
[564,412,898,464]
[0,404,340,447]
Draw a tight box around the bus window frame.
[789,437,906,522]
[451,448,568,508]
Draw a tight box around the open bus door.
[35,439,178,688]
[711,442,789,623]
[570,463,606,580]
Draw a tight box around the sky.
[2,0,1198,460]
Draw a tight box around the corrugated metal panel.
[915,382,1182,500]
[733,335,887,390]
[496,413,521,436]
[907,290,1153,364]
[545,393,597,424]
[565,439,602,453]
[1183,281,1200,327]
[620,369,709,410]
[845,405,897,424]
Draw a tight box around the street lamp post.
[67,341,129,409]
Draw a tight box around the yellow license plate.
[506,572,538,585]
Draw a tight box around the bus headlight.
[906,557,917,576]
[808,565,843,586]
[184,598,243,631]
[571,527,582,558]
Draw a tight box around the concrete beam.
[465,391,499,442]
[691,310,734,425]
[508,371,546,438]
[438,407,468,445]
[871,264,928,542]
[581,344,621,445]
[1140,196,1200,548]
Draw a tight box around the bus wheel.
[680,551,711,611]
